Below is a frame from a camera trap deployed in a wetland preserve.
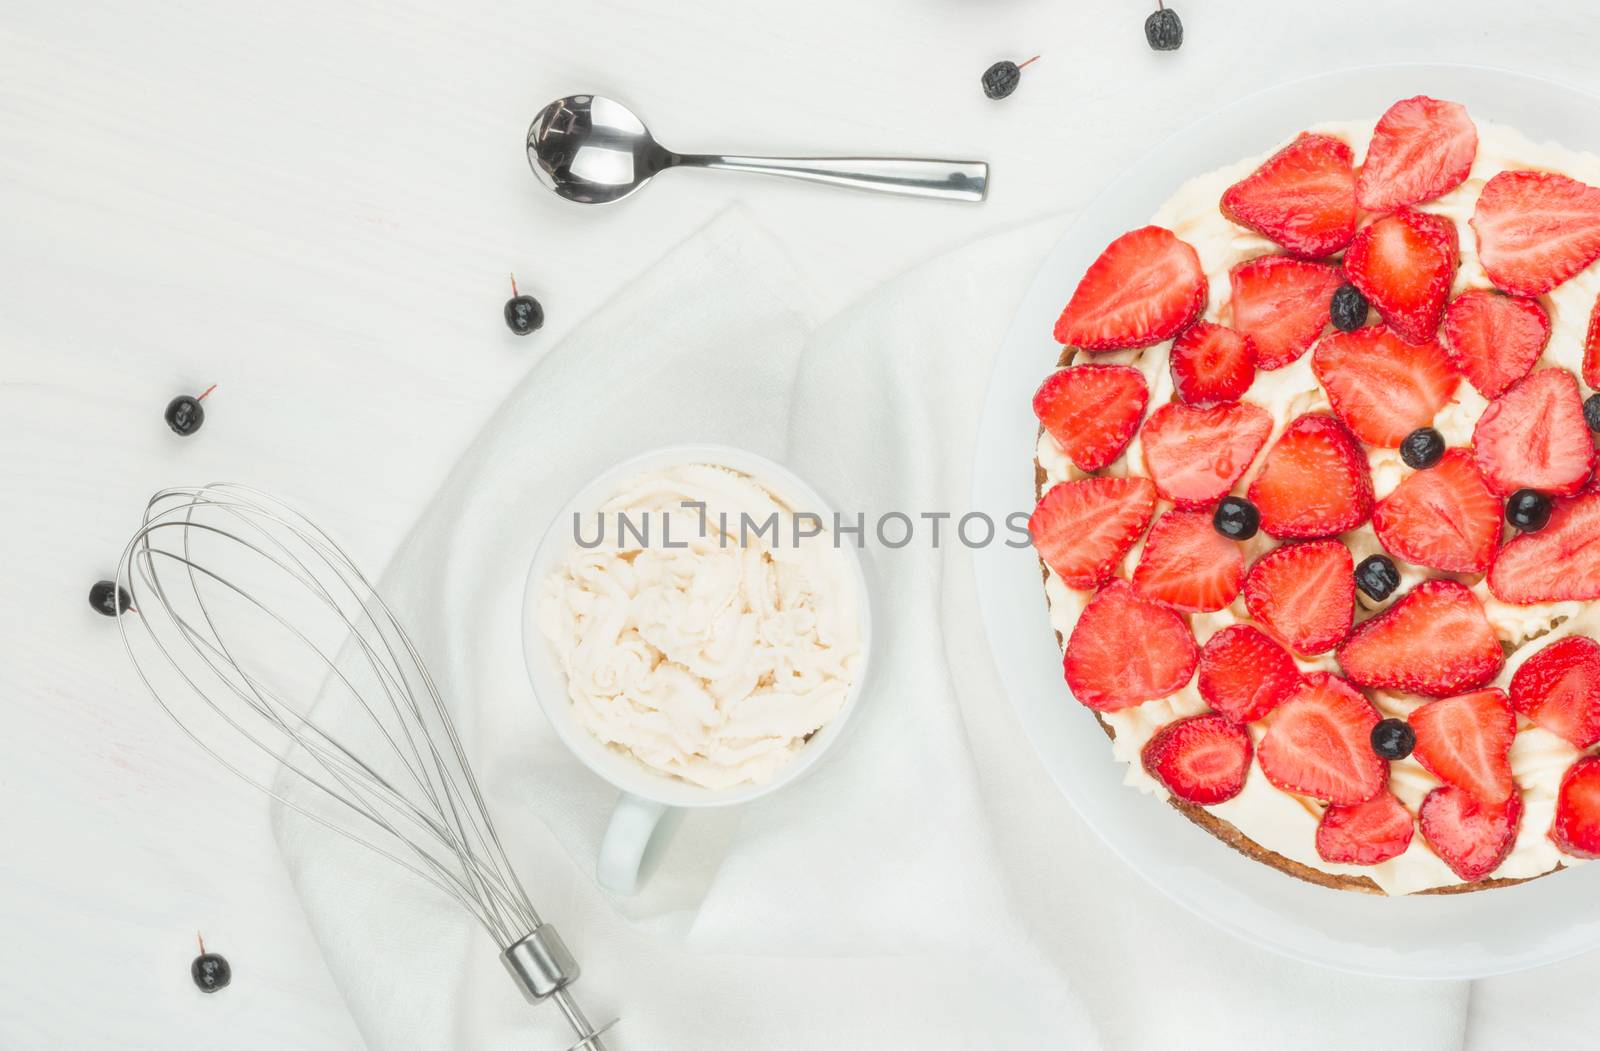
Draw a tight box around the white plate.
[971,63,1600,979]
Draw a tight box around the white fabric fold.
[274,207,1473,1050]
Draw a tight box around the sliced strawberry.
[1139,401,1272,508]
[1242,539,1354,656]
[1132,509,1245,613]
[1441,290,1550,399]
[1584,293,1600,390]
[1316,791,1416,866]
[1247,413,1374,539]
[1220,132,1357,258]
[1311,325,1459,447]
[1551,755,1600,859]
[1356,96,1478,213]
[1471,368,1595,497]
[1030,477,1156,590]
[1063,579,1198,711]
[1344,209,1458,345]
[1471,171,1600,296]
[1372,448,1500,573]
[1336,579,1503,697]
[1033,364,1149,472]
[1054,226,1207,351]
[1419,785,1522,881]
[1508,635,1600,749]
[1169,322,1256,405]
[1410,689,1517,804]
[1228,256,1343,369]
[1257,672,1385,806]
[1490,490,1600,604]
[1141,713,1253,805]
[1198,623,1302,722]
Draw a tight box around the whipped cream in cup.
[522,444,871,893]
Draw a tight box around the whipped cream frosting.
[538,463,861,791]
[1038,117,1600,894]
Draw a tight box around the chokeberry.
[1370,718,1416,761]
[165,384,215,437]
[504,273,544,336]
[1354,554,1401,602]
[1212,496,1259,540]
[89,579,131,617]
[1506,489,1552,532]
[191,933,231,994]
[981,55,1038,100]
[1585,393,1600,433]
[1144,2,1183,50]
[1329,283,1369,332]
[1399,427,1445,470]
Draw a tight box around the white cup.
[520,443,873,894]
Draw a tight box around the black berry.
[1329,283,1369,332]
[504,295,544,335]
[1144,3,1183,50]
[981,56,1038,100]
[191,933,231,994]
[1399,427,1445,470]
[1585,393,1600,433]
[165,395,205,436]
[1370,718,1416,761]
[1212,496,1259,540]
[89,579,131,617]
[1506,489,1552,532]
[1354,554,1401,602]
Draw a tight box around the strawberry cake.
[1031,95,1600,894]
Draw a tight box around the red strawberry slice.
[1033,364,1149,472]
[1472,368,1595,497]
[1133,509,1245,613]
[1490,490,1600,604]
[1242,539,1354,656]
[1220,132,1358,259]
[1054,226,1208,351]
[1410,689,1517,804]
[1441,290,1550,399]
[1257,672,1385,806]
[1169,322,1256,405]
[1371,448,1500,574]
[1198,623,1302,722]
[1311,325,1460,448]
[1316,790,1416,866]
[1336,579,1503,697]
[1344,209,1459,345]
[1228,256,1343,369]
[1030,476,1156,590]
[1140,713,1253,805]
[1247,413,1374,539]
[1356,96,1478,213]
[1063,579,1198,711]
[1139,401,1272,508]
[1584,293,1600,390]
[1419,785,1522,881]
[1508,635,1600,749]
[1551,755,1600,859]
[1471,171,1600,296]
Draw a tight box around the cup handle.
[597,793,672,894]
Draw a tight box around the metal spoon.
[527,95,987,204]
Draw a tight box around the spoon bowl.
[526,94,987,204]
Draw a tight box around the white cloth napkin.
[273,208,1474,1050]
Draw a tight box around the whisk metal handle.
[503,925,614,1050]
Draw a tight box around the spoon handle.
[672,154,987,202]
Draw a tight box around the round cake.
[1031,95,1600,894]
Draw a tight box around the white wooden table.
[4,1,1599,1046]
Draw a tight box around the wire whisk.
[115,483,614,1050]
